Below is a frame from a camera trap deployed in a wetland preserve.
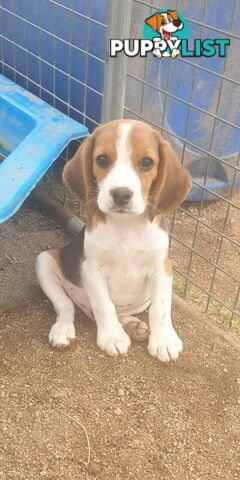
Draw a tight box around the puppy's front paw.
[49,322,75,347]
[97,325,131,356]
[153,50,161,58]
[148,326,183,362]
[171,48,180,58]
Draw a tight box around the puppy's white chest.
[88,216,167,249]
[100,248,149,288]
[84,217,169,311]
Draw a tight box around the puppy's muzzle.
[111,187,133,207]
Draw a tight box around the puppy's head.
[145,10,183,39]
[63,120,191,223]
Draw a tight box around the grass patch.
[173,275,202,304]
[173,274,240,331]
[209,302,240,330]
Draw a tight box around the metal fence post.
[101,0,132,123]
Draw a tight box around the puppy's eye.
[161,18,167,25]
[139,158,154,171]
[96,155,109,169]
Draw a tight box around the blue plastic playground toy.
[0,74,88,223]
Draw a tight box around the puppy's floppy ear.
[167,9,179,21]
[145,13,161,32]
[63,134,95,211]
[148,133,191,220]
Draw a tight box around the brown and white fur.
[36,120,191,362]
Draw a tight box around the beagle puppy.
[36,120,191,362]
[145,10,183,58]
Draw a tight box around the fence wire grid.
[124,0,240,325]
[0,0,109,218]
[0,0,239,325]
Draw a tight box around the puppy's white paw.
[97,325,131,356]
[148,326,183,362]
[49,322,75,347]
[153,50,162,58]
[171,48,180,58]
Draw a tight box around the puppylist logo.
[110,9,230,59]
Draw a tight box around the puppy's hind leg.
[36,251,75,347]
[120,316,149,342]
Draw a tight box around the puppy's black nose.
[111,187,133,206]
[173,19,181,27]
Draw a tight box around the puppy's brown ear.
[167,9,179,21]
[63,146,84,200]
[63,134,94,205]
[149,134,191,220]
[145,13,161,32]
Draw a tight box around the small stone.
[208,437,213,444]
[118,388,125,397]
[115,408,122,416]
[89,461,100,476]
[223,368,228,373]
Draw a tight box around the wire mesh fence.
[0,0,109,219]
[0,0,108,129]
[0,0,239,325]
[124,0,240,325]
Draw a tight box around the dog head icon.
[145,10,183,40]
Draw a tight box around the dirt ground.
[0,207,69,313]
[0,207,240,480]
